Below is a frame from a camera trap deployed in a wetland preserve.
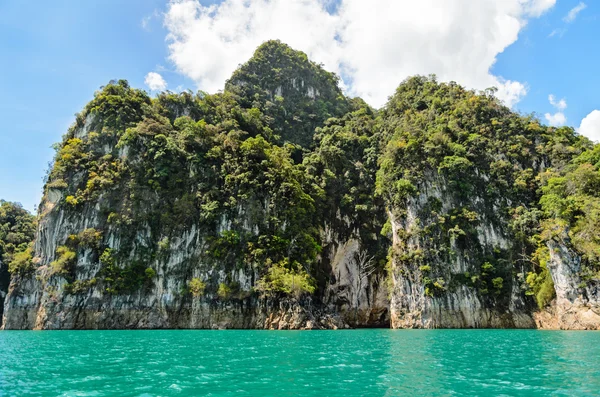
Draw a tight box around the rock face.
[534,238,600,330]
[322,233,389,327]
[3,43,599,330]
[0,260,7,327]
[2,42,389,330]
[3,171,387,330]
[3,275,346,330]
[388,176,535,329]
[3,239,386,331]
[3,235,388,329]
[377,76,600,330]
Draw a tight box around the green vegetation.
[64,278,97,295]
[0,201,36,277]
[225,40,350,147]
[74,228,103,249]
[17,41,599,314]
[0,201,36,322]
[7,246,34,276]
[98,248,151,295]
[538,144,600,288]
[145,267,157,279]
[39,43,343,298]
[255,260,316,299]
[188,278,206,297]
[50,246,77,276]
[217,282,232,300]
[376,75,590,308]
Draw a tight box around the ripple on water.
[1,330,600,396]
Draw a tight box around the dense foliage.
[225,40,350,147]
[540,145,600,286]
[0,201,36,277]
[13,41,599,314]
[44,82,323,296]
[37,42,386,300]
[304,102,389,266]
[376,76,590,307]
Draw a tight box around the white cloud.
[564,2,587,23]
[142,9,161,31]
[495,79,529,109]
[545,94,567,126]
[549,2,586,39]
[545,112,567,126]
[142,15,151,30]
[578,110,600,142]
[548,28,567,38]
[164,0,556,108]
[524,0,558,17]
[549,94,567,110]
[144,72,168,91]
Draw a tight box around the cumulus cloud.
[545,112,567,127]
[545,94,567,126]
[524,0,558,17]
[164,0,556,108]
[564,2,587,23]
[144,72,167,91]
[579,110,600,142]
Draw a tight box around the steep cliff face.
[3,42,388,330]
[0,201,36,327]
[377,77,593,329]
[0,260,7,325]
[3,205,388,330]
[387,177,534,328]
[3,44,599,330]
[4,191,386,330]
[321,228,389,327]
[533,145,600,329]
[534,239,600,329]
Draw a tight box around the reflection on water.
[0,329,599,396]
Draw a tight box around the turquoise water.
[1,330,599,396]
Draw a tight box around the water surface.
[1,330,599,396]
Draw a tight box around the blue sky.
[496,1,600,126]
[0,0,598,212]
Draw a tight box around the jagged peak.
[224,40,350,147]
[225,40,343,101]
